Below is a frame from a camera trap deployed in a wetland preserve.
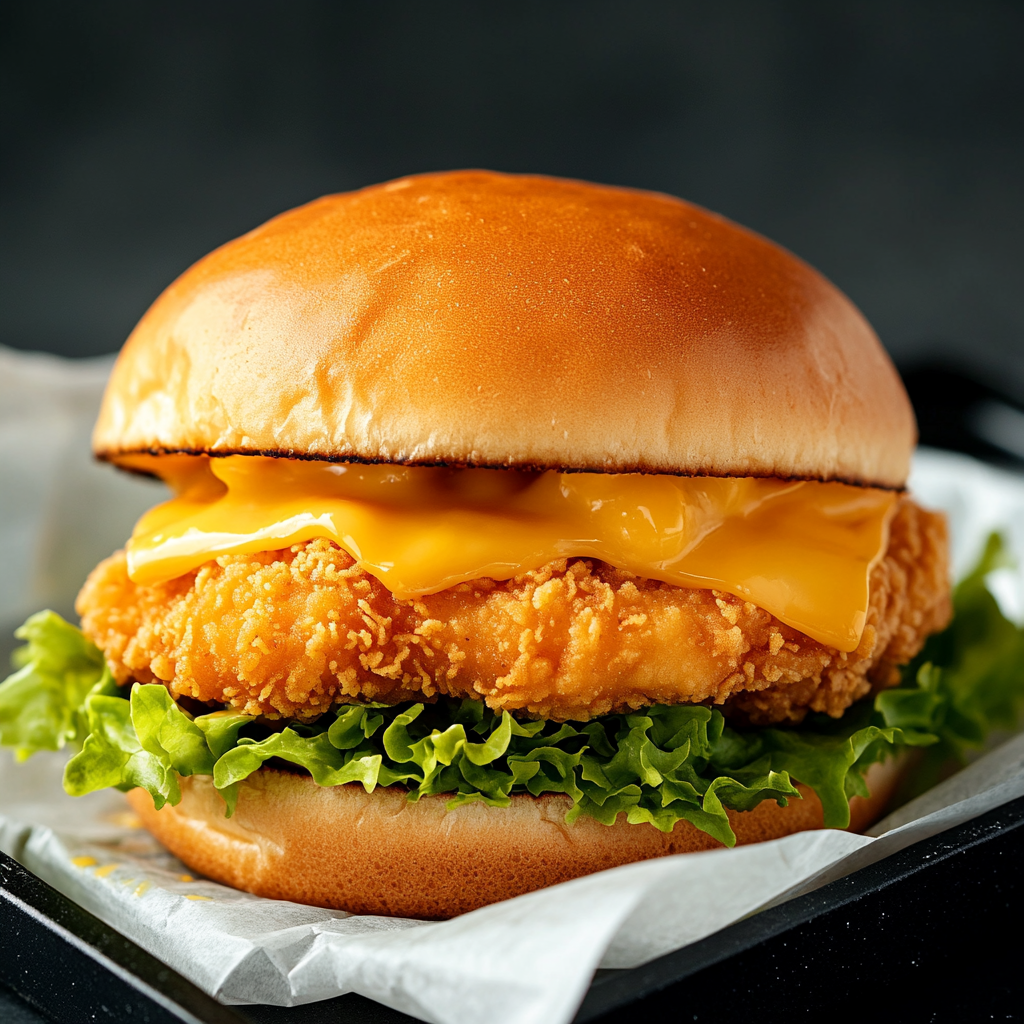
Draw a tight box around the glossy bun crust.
[126,759,903,919]
[95,171,914,487]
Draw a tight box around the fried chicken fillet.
[77,495,950,726]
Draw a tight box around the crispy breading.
[76,498,951,724]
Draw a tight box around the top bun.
[94,171,915,487]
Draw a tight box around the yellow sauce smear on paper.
[120,455,897,652]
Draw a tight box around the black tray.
[2,792,1023,1023]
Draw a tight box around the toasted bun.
[126,758,903,919]
[95,171,914,487]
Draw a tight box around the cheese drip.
[121,455,897,652]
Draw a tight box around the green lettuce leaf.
[64,683,221,808]
[878,532,1024,795]
[4,532,1024,846]
[0,610,113,759]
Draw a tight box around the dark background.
[2,1,1023,395]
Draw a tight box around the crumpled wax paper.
[2,345,1024,1024]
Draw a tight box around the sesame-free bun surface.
[126,758,902,919]
[96,171,914,486]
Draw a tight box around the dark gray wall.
[2,2,1022,388]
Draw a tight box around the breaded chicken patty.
[77,497,950,725]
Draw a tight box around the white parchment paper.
[2,345,1024,1024]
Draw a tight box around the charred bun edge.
[102,447,905,490]
[126,757,905,920]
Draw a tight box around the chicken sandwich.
[2,172,953,918]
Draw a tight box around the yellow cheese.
[121,455,897,652]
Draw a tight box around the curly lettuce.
[0,610,113,760]
[878,532,1024,796]
[3,534,1023,847]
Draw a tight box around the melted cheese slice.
[121,455,897,652]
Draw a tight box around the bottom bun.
[127,758,904,920]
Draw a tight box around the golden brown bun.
[95,171,914,487]
[127,758,903,919]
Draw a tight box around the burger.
[0,171,957,920]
